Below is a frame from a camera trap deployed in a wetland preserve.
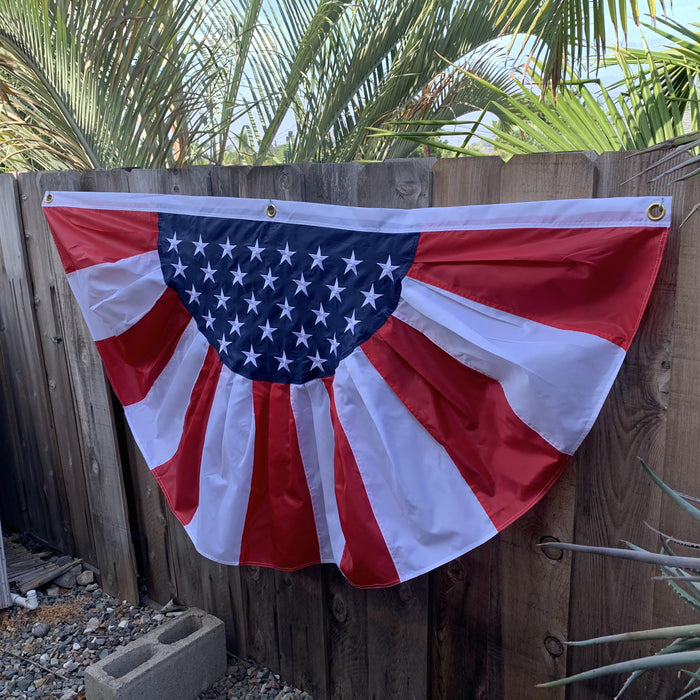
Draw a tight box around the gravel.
[0,585,312,699]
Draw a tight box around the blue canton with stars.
[158,213,420,384]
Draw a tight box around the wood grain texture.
[567,151,686,700]
[26,170,138,601]
[357,159,432,700]
[428,155,504,700]
[498,152,598,699]
[0,174,31,533]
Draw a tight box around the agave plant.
[538,459,700,699]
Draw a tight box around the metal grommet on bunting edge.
[44,192,54,204]
[646,202,665,221]
[266,203,277,218]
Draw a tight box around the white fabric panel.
[124,320,208,466]
[291,381,344,564]
[67,250,165,341]
[397,277,626,455]
[333,349,497,582]
[46,191,672,235]
[184,367,255,563]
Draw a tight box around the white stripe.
[66,250,165,341]
[290,381,344,563]
[397,277,625,454]
[124,320,208,466]
[333,349,497,582]
[184,367,255,564]
[45,191,672,234]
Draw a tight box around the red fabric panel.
[323,379,400,588]
[239,383,321,569]
[409,225,668,349]
[362,316,569,531]
[152,346,222,526]
[45,207,159,273]
[95,288,191,406]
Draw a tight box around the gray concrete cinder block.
[85,608,226,700]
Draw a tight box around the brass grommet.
[266,203,276,218]
[647,202,665,221]
[44,192,54,203]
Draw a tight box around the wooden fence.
[0,153,698,699]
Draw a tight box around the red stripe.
[45,207,159,273]
[409,224,668,349]
[239,383,321,569]
[152,346,222,526]
[323,378,400,587]
[361,316,569,531]
[95,288,191,406]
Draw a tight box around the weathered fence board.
[0,154,693,699]
[567,151,688,699]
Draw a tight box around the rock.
[16,674,33,691]
[84,616,100,634]
[32,622,50,638]
[53,571,77,588]
[72,642,82,651]
[46,585,60,597]
[34,676,47,689]
[76,570,94,586]
[59,691,77,700]
[86,583,99,591]
[54,555,73,567]
[39,653,51,666]
[62,660,80,672]
[117,619,129,629]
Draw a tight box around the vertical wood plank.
[0,174,32,533]
[299,161,369,700]
[567,151,686,700]
[658,174,700,630]
[429,156,504,700]
[498,153,598,699]
[14,171,84,556]
[356,158,432,700]
[126,166,250,652]
[22,170,138,601]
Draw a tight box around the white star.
[192,235,208,257]
[326,278,345,302]
[228,315,244,336]
[307,350,327,371]
[344,311,360,334]
[378,255,399,280]
[293,272,311,296]
[201,262,216,284]
[342,250,362,275]
[277,242,295,266]
[260,267,279,291]
[230,264,247,286]
[328,334,340,356]
[311,302,329,327]
[203,311,216,330]
[171,258,187,278]
[248,239,264,262]
[309,246,328,270]
[277,297,294,321]
[361,284,383,309]
[214,289,230,309]
[218,333,231,354]
[258,320,277,342]
[186,285,201,305]
[242,345,260,367]
[244,291,261,314]
[293,325,312,348]
[274,350,293,373]
[166,232,181,252]
[219,237,236,258]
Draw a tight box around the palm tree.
[0,0,221,171]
